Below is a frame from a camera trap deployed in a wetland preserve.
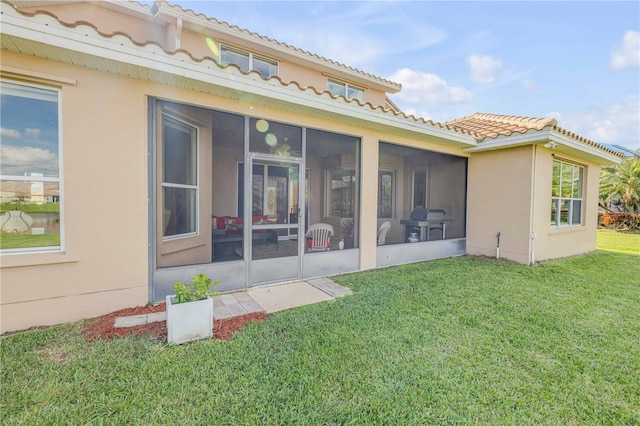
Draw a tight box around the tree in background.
[600,157,640,213]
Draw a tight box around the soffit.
[153,0,402,94]
[0,0,476,149]
[446,112,623,162]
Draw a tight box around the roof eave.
[463,129,622,165]
[153,2,402,94]
[0,3,474,149]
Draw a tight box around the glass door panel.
[249,157,302,285]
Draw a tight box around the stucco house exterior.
[0,0,623,334]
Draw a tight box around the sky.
[165,1,639,151]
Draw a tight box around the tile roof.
[0,0,476,143]
[1,1,622,161]
[153,1,403,91]
[444,113,558,139]
[445,113,624,158]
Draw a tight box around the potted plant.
[166,273,219,345]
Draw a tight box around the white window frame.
[161,115,199,240]
[219,45,278,78]
[326,78,365,102]
[0,80,64,254]
[551,159,584,227]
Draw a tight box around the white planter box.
[166,295,213,345]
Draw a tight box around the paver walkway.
[115,278,352,328]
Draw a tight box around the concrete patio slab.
[307,277,353,298]
[213,292,264,319]
[114,278,351,326]
[114,311,166,328]
[247,281,333,313]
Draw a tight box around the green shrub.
[598,212,640,231]
[172,273,219,303]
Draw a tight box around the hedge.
[598,212,640,231]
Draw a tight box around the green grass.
[0,202,59,213]
[2,252,639,424]
[597,229,640,254]
[0,233,60,250]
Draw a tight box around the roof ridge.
[1,0,476,141]
[447,112,558,130]
[155,0,401,89]
[443,111,623,158]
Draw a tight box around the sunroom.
[150,99,467,300]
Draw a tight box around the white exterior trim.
[463,128,621,164]
[0,3,477,147]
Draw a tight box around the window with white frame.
[0,80,62,252]
[327,78,365,102]
[162,116,198,238]
[378,170,395,218]
[551,159,584,226]
[220,45,278,78]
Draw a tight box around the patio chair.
[305,223,334,252]
[377,221,391,246]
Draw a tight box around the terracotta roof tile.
[155,1,401,90]
[444,112,558,140]
[9,0,400,90]
[444,112,623,158]
[4,1,620,160]
[1,0,475,141]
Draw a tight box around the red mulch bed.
[82,302,269,342]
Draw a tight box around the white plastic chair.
[377,221,391,246]
[305,223,334,252]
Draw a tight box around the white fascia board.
[462,127,621,164]
[1,10,475,147]
[155,5,401,94]
[463,130,548,152]
[549,131,622,164]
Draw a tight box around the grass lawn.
[0,233,60,250]
[597,229,640,254]
[2,252,639,424]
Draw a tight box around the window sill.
[548,225,586,235]
[0,251,80,269]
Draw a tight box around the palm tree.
[600,157,640,213]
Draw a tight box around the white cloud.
[388,68,472,107]
[0,145,58,175]
[611,30,640,70]
[24,128,42,138]
[466,54,503,84]
[268,2,446,70]
[1,128,21,138]
[521,79,543,94]
[552,99,640,151]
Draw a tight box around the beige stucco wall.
[18,2,390,109]
[466,146,534,264]
[531,148,600,261]
[466,145,602,264]
[20,3,168,48]
[1,51,150,333]
[0,47,467,332]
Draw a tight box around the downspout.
[530,145,538,265]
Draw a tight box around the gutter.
[463,129,622,165]
[530,145,538,265]
[0,3,476,147]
